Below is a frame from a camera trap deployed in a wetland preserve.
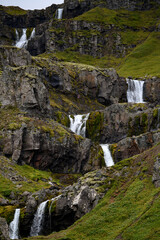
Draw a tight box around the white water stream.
[15,28,35,48]
[30,200,48,237]
[56,8,63,19]
[126,78,144,103]
[9,209,20,240]
[100,144,114,167]
[69,113,90,137]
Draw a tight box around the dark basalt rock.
[144,77,160,105]
[86,104,160,143]
[0,4,58,28]
[112,130,160,163]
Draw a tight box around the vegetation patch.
[2,6,27,15]
[118,33,160,77]
[86,111,104,142]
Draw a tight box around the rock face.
[2,121,103,173]
[0,217,10,240]
[20,168,109,237]
[144,77,160,105]
[0,46,32,69]
[0,66,51,115]
[45,19,133,58]
[111,130,160,163]
[86,104,160,143]
[0,4,57,28]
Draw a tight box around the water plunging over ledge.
[69,113,90,138]
[15,28,35,49]
[126,78,144,103]
[100,144,114,167]
[30,200,48,237]
[9,208,20,240]
[56,8,63,19]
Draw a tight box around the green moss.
[110,144,118,160]
[8,122,22,130]
[151,108,159,129]
[26,28,34,39]
[3,6,27,15]
[86,111,104,142]
[55,112,70,127]
[128,113,148,137]
[0,206,17,224]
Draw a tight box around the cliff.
[0,1,160,239]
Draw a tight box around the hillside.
[0,0,160,239]
[28,143,160,240]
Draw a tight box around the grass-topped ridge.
[0,5,27,16]
[74,6,160,29]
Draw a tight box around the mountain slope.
[118,32,160,77]
[27,143,160,240]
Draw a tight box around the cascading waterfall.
[56,8,63,19]
[69,113,90,137]
[100,144,114,167]
[9,208,20,240]
[126,78,144,103]
[15,28,35,49]
[30,200,48,237]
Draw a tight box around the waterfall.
[30,200,48,237]
[100,144,114,167]
[56,8,63,19]
[126,78,144,103]
[15,28,35,49]
[69,113,90,137]
[9,209,20,240]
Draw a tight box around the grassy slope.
[53,7,160,77]
[118,32,160,77]
[27,143,160,240]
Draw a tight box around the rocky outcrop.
[0,217,10,240]
[111,130,160,163]
[0,4,58,28]
[86,104,160,143]
[45,19,133,58]
[144,77,160,105]
[0,46,31,69]
[2,119,103,173]
[20,168,109,237]
[0,66,51,115]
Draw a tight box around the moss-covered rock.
[86,111,104,142]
